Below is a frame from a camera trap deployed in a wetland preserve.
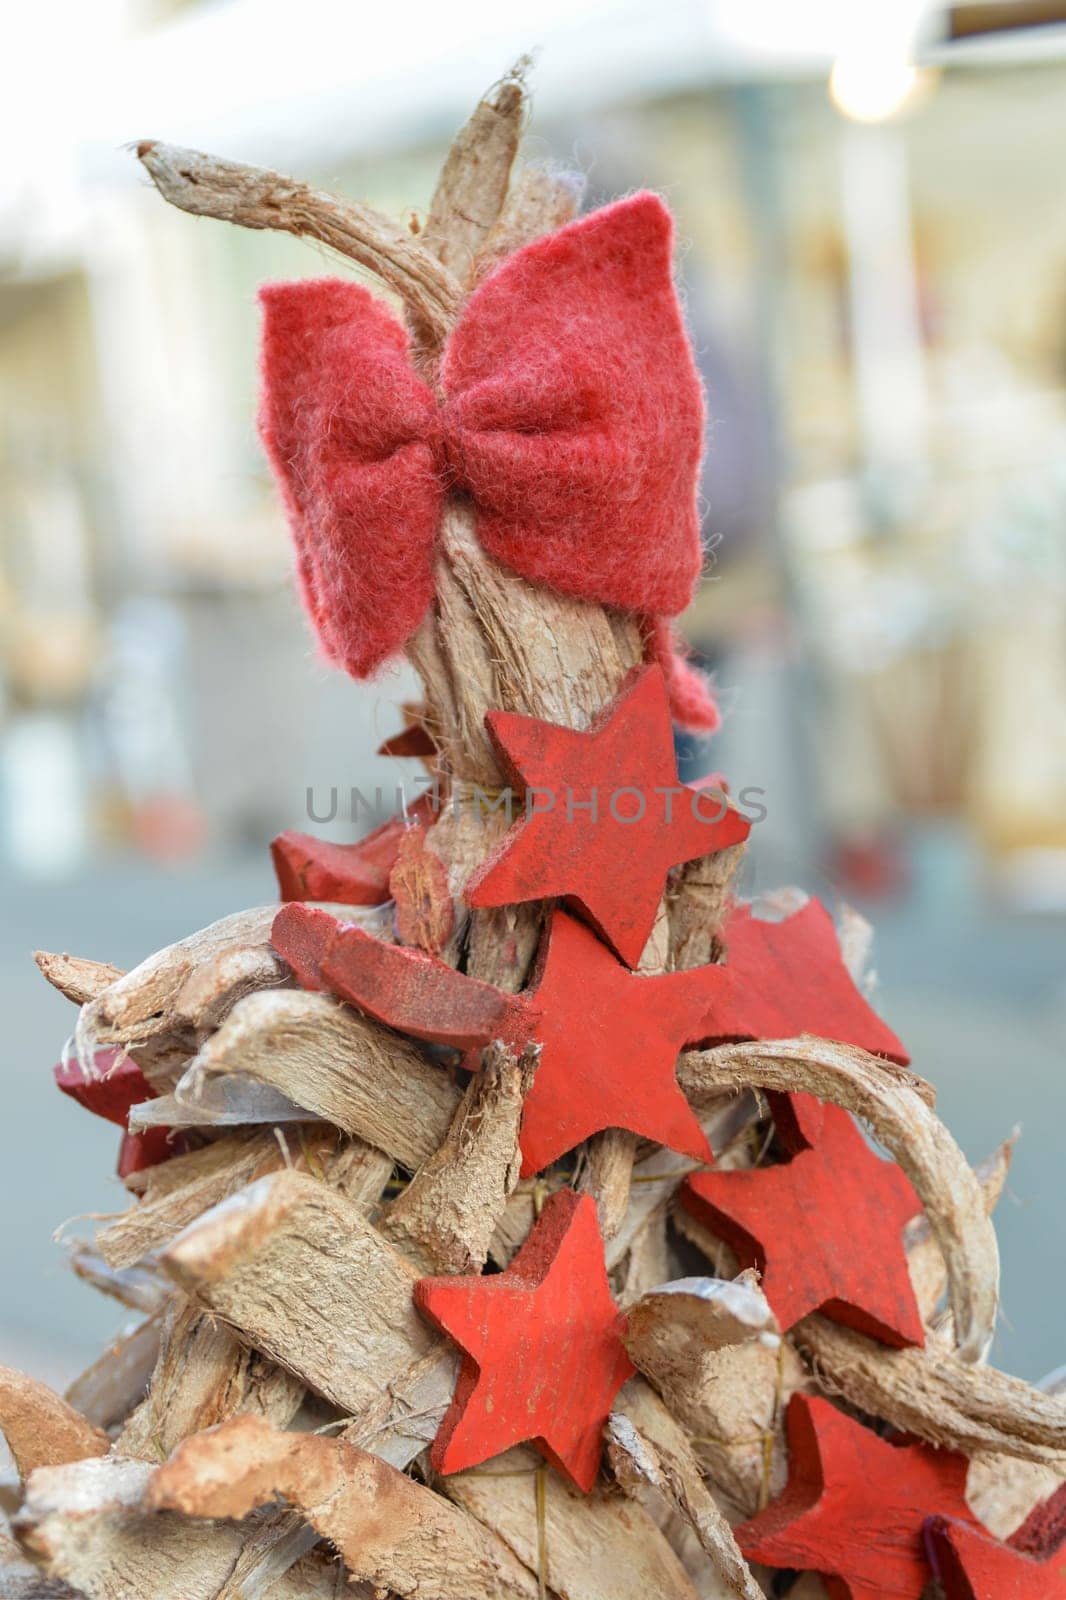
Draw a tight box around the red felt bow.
[259,193,717,729]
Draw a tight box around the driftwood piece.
[33,952,125,1006]
[419,66,527,287]
[96,1129,304,1270]
[18,1455,338,1600]
[160,1170,446,1416]
[0,1369,108,1481]
[74,906,282,1081]
[679,1037,999,1362]
[117,1296,304,1460]
[137,142,462,343]
[793,1317,1066,1466]
[609,1378,763,1600]
[148,1415,539,1600]
[621,1263,801,1521]
[67,1243,169,1313]
[440,1443,701,1600]
[178,988,460,1168]
[478,164,584,271]
[381,1041,536,1273]
[64,1316,162,1432]
[903,1137,1014,1319]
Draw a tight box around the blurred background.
[1,0,1064,1390]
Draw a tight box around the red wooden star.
[271,792,436,906]
[926,1486,1066,1599]
[708,898,907,1064]
[680,1091,924,1345]
[737,1394,977,1600]
[465,664,752,967]
[414,1189,633,1491]
[514,908,715,1175]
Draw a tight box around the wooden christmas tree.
[3,66,1065,1600]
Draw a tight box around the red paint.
[377,724,437,759]
[117,1127,181,1179]
[54,1049,155,1128]
[514,909,714,1176]
[415,1190,633,1491]
[258,195,714,730]
[926,1511,1066,1598]
[271,903,527,1051]
[54,1049,183,1178]
[466,665,750,967]
[925,1482,1066,1598]
[681,1092,924,1345]
[704,899,908,1064]
[1011,1481,1066,1560]
[737,1394,976,1600]
[271,793,436,906]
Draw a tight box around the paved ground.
[1,836,1063,1394]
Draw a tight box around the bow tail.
[646,618,720,733]
[259,278,442,678]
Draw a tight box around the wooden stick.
[137,142,462,342]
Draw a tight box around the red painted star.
[681,1091,924,1345]
[465,665,752,967]
[271,792,436,906]
[414,1189,633,1491]
[272,892,906,1177]
[708,899,907,1064]
[737,1394,977,1600]
[514,908,717,1175]
[926,1486,1066,1599]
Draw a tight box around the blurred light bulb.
[829,52,920,123]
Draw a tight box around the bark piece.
[178,987,460,1169]
[381,1041,535,1273]
[148,1415,539,1600]
[608,1378,763,1600]
[420,66,527,284]
[441,1443,702,1600]
[137,143,462,342]
[792,1317,1066,1466]
[117,1296,304,1460]
[33,952,125,1006]
[96,1129,304,1270]
[19,1454,336,1600]
[389,825,455,956]
[477,164,584,271]
[678,1037,998,1362]
[160,1170,445,1416]
[75,906,284,1081]
[64,1316,163,1432]
[67,1243,169,1313]
[0,1369,108,1481]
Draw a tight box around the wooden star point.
[681,1092,924,1344]
[414,1189,633,1491]
[466,664,751,967]
[926,1487,1066,1599]
[737,1394,976,1600]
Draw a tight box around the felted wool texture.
[259,193,708,696]
[647,617,721,733]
